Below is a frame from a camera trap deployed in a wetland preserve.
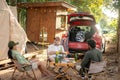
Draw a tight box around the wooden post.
[117,8,120,53]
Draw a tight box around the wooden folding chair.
[11,59,37,80]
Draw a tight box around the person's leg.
[31,59,54,77]
[38,64,52,76]
[79,68,85,79]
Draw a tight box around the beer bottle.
[55,51,59,63]
[75,53,78,61]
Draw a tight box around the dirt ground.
[0,42,120,80]
[102,42,120,80]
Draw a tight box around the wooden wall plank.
[39,8,56,43]
[26,8,40,42]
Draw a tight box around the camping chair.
[80,60,107,80]
[11,59,37,80]
[88,60,107,79]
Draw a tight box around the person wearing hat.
[47,37,67,61]
[8,41,54,77]
[79,39,102,79]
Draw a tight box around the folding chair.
[11,59,37,80]
[88,60,107,79]
[79,60,107,80]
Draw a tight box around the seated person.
[8,41,53,77]
[47,37,66,61]
[79,39,102,79]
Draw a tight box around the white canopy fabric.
[0,0,28,60]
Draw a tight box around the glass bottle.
[55,51,59,63]
[75,53,78,61]
[59,47,63,63]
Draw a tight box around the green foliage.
[18,9,27,30]
[109,19,117,30]
[6,0,17,6]
[113,0,120,9]
[17,0,27,2]
[69,0,104,22]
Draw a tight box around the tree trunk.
[117,9,120,52]
[117,8,120,72]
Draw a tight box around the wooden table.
[49,58,81,80]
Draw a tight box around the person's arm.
[59,45,67,54]
[81,52,91,68]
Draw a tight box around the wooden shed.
[17,2,76,43]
